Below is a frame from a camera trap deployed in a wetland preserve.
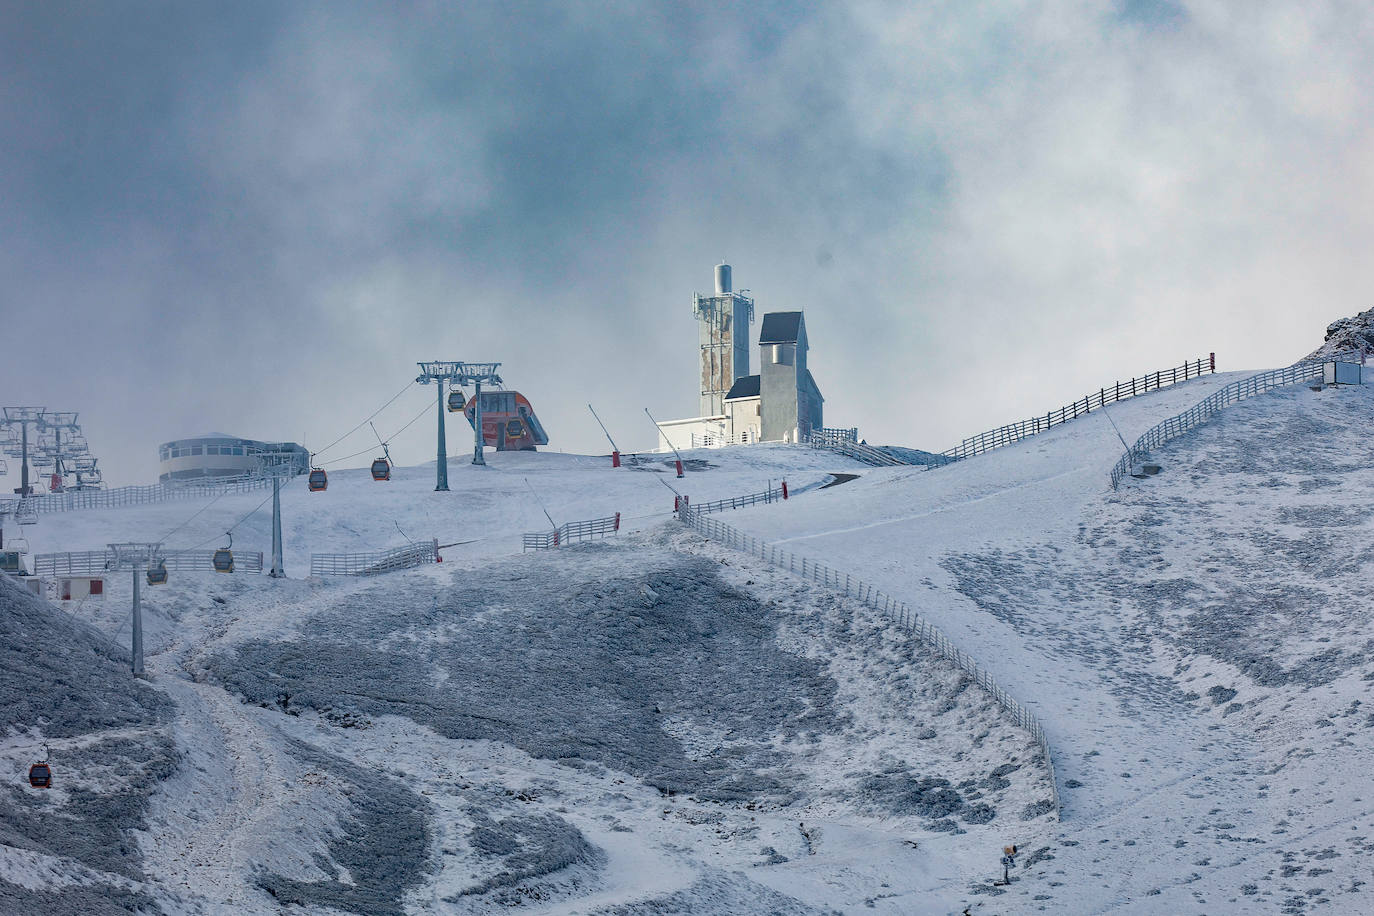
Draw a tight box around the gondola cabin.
[28,763,51,789]
[446,389,467,412]
[212,548,234,573]
[146,562,168,586]
[308,468,328,492]
[461,391,550,451]
[370,458,391,481]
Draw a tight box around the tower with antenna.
[694,262,754,417]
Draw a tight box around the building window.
[191,446,203,455]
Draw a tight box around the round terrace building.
[157,434,309,483]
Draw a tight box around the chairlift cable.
[156,486,231,544]
[321,400,434,468]
[161,491,274,559]
[312,380,417,459]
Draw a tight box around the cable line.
[321,399,435,468]
[312,380,416,459]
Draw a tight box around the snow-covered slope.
[6,365,1372,914]
[24,445,856,571]
[727,372,1374,913]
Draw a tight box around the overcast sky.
[3,1,1371,486]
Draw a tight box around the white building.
[157,434,309,483]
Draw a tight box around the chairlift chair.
[146,560,169,586]
[308,468,328,492]
[212,533,234,573]
[371,458,391,481]
[16,502,38,526]
[28,762,51,789]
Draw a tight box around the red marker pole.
[675,459,684,478]
[613,512,621,532]
[781,479,788,500]
[611,450,620,468]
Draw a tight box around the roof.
[758,312,804,344]
[724,375,761,400]
[805,370,824,402]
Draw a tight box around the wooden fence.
[1109,353,1363,489]
[677,504,1060,821]
[941,355,1216,462]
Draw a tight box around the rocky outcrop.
[1307,307,1374,360]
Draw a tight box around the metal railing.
[941,355,1216,463]
[678,504,1060,821]
[1108,352,1363,489]
[811,427,859,446]
[26,476,272,514]
[678,484,786,516]
[689,431,756,448]
[523,513,621,551]
[309,539,439,576]
[33,548,264,576]
[806,434,910,467]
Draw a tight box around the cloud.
[2,2,1372,486]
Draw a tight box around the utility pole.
[416,361,503,488]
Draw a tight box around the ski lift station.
[157,435,310,483]
[657,263,824,450]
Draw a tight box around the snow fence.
[1109,351,1365,489]
[522,513,621,551]
[34,548,264,576]
[678,503,1061,822]
[309,539,439,576]
[21,476,271,515]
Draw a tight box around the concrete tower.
[693,262,754,417]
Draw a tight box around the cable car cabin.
[308,468,328,492]
[370,458,391,481]
[0,550,25,576]
[28,763,51,789]
[212,549,234,573]
[146,562,168,586]
[447,389,467,412]
[461,391,550,452]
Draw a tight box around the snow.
[3,367,1372,913]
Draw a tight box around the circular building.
[157,434,309,483]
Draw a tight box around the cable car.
[447,389,467,412]
[308,468,328,492]
[370,458,391,481]
[146,560,168,586]
[28,763,51,789]
[212,534,234,574]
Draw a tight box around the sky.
[2,1,1372,487]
